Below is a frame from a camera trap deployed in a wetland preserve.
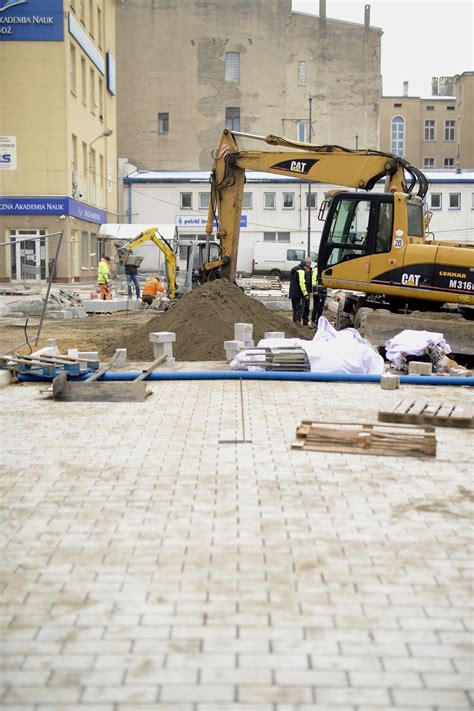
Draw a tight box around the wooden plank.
[378,402,473,428]
[436,404,455,418]
[407,400,427,416]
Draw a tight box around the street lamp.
[89,128,113,203]
[307,97,313,259]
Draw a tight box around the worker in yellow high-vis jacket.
[97,255,112,300]
[288,260,309,326]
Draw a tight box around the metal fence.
[0,231,64,356]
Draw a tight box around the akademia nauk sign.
[0,0,64,41]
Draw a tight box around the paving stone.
[0,378,472,708]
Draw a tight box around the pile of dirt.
[104,280,310,361]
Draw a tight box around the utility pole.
[307,96,312,259]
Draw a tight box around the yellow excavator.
[116,227,177,300]
[203,129,474,354]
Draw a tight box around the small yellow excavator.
[116,227,177,300]
[203,129,474,354]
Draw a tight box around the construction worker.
[124,250,141,299]
[289,261,309,325]
[310,261,326,327]
[97,255,112,300]
[141,275,165,306]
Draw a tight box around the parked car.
[251,242,318,279]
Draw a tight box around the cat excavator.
[203,129,474,354]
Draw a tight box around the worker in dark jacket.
[124,252,141,299]
[289,261,309,325]
[310,262,326,327]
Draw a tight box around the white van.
[251,242,318,279]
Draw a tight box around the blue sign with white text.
[0,0,64,42]
[0,196,106,224]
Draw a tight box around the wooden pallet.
[378,399,473,428]
[292,420,436,457]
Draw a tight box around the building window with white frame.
[444,120,455,141]
[283,192,295,209]
[242,192,253,209]
[97,6,102,48]
[444,157,454,168]
[70,44,77,95]
[449,193,461,209]
[423,157,435,169]
[199,192,209,209]
[225,52,240,83]
[225,107,240,132]
[424,119,436,141]
[98,77,104,120]
[297,122,306,142]
[298,61,306,86]
[264,193,276,209]
[158,113,169,134]
[430,193,442,210]
[89,0,94,37]
[306,192,317,209]
[391,116,404,156]
[180,192,192,209]
[89,67,95,113]
[263,232,290,242]
[81,56,87,105]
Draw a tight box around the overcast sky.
[292,0,473,97]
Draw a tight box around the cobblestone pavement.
[0,374,473,710]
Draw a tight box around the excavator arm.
[204,129,428,282]
[117,227,177,300]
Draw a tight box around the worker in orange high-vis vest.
[141,276,165,306]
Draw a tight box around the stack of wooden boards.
[292,421,437,457]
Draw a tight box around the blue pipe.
[17,371,474,386]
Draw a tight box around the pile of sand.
[104,280,310,361]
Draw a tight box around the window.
[97,6,102,48]
[199,192,209,209]
[79,0,85,24]
[424,119,435,141]
[242,192,253,209]
[444,120,455,141]
[449,193,461,209]
[225,107,240,131]
[82,141,87,180]
[81,56,87,105]
[70,44,77,95]
[98,77,103,120]
[225,52,240,83]
[72,134,78,172]
[297,122,306,142]
[325,197,371,267]
[263,232,290,242]
[447,105,455,111]
[306,192,317,209]
[407,203,424,236]
[264,193,276,209]
[393,103,402,108]
[391,116,404,156]
[89,0,94,36]
[180,192,192,209]
[283,192,295,209]
[375,202,393,254]
[444,157,454,168]
[298,61,306,86]
[423,157,435,168]
[426,105,434,111]
[158,113,169,134]
[430,193,442,210]
[287,248,305,261]
[90,68,95,113]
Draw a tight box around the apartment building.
[116,0,382,170]
[0,0,118,283]
[380,72,474,170]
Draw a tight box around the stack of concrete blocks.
[81,299,141,314]
[48,306,87,319]
[264,331,285,340]
[235,323,254,349]
[224,339,245,363]
[149,332,176,367]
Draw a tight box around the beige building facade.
[380,72,474,170]
[116,0,382,170]
[0,0,118,283]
